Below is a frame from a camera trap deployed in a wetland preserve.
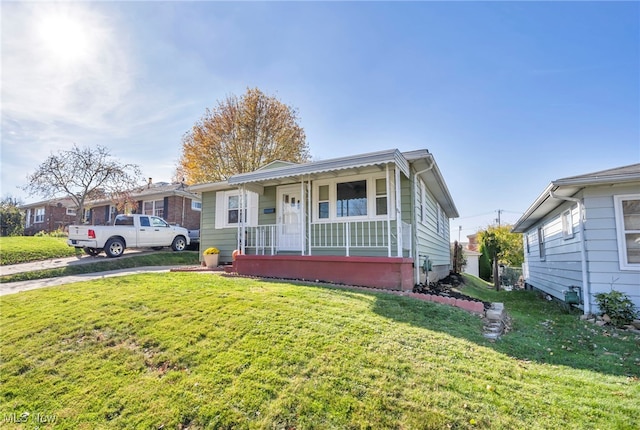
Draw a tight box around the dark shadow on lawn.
[236,277,639,378]
[369,289,640,378]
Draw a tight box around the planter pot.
[203,254,219,269]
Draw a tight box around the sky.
[1,1,639,242]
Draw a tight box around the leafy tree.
[0,196,24,236]
[178,87,310,184]
[23,145,143,224]
[477,225,524,290]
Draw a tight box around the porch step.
[483,303,506,340]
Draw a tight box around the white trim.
[191,200,202,211]
[561,208,574,239]
[614,193,640,271]
[34,207,45,223]
[215,189,258,230]
[311,171,396,223]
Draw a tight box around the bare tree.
[178,87,310,184]
[23,144,143,224]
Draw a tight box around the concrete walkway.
[0,266,177,296]
[0,249,187,296]
[0,249,151,276]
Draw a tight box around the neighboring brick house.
[20,181,202,235]
[20,197,80,236]
[86,181,201,230]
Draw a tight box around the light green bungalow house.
[189,148,458,290]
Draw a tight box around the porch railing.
[243,219,412,256]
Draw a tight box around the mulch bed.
[413,273,492,310]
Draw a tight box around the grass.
[0,252,200,283]
[0,236,79,265]
[459,274,640,376]
[1,273,639,429]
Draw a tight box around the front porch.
[235,254,415,291]
[241,219,412,257]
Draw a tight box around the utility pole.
[496,209,503,227]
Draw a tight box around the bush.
[593,290,638,328]
[34,228,67,238]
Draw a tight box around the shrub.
[34,228,67,238]
[203,247,220,255]
[593,290,638,328]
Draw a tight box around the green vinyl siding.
[414,177,451,267]
[199,190,238,264]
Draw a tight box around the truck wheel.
[105,238,125,258]
[171,236,187,252]
[84,247,101,256]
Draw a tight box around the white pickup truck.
[67,214,191,258]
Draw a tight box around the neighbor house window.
[562,209,574,239]
[337,180,367,217]
[538,226,546,260]
[614,194,640,270]
[143,200,164,218]
[66,207,76,216]
[191,201,202,211]
[34,207,45,223]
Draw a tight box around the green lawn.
[0,236,79,265]
[1,273,638,429]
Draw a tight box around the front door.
[277,185,302,251]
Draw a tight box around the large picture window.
[313,174,394,222]
[337,180,367,217]
[614,194,640,270]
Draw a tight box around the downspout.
[549,192,590,315]
[413,158,435,285]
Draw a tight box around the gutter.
[413,157,435,285]
[549,192,591,315]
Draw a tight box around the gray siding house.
[190,149,458,290]
[512,164,640,314]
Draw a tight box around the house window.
[614,194,640,270]
[215,190,258,229]
[143,200,164,218]
[375,178,387,216]
[26,209,31,227]
[538,226,546,260]
[34,207,45,223]
[66,207,76,216]
[337,180,367,217]
[417,181,424,223]
[227,195,243,224]
[312,174,393,222]
[562,209,574,239]
[191,201,202,211]
[525,234,530,254]
[318,185,329,219]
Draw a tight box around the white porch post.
[395,165,402,257]
[240,185,246,255]
[300,179,306,256]
[386,164,392,257]
[307,180,312,256]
